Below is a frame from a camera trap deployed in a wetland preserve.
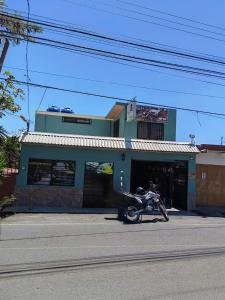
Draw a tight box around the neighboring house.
[15,102,199,211]
[197,144,225,208]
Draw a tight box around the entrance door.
[131,160,188,209]
[83,162,114,208]
[172,161,188,210]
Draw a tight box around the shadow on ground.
[105,215,168,224]
[0,212,15,219]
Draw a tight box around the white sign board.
[126,101,137,122]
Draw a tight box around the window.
[113,119,120,137]
[137,122,164,140]
[62,116,92,124]
[27,159,75,186]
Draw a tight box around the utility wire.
[36,87,47,111]
[36,41,225,88]
[1,31,225,79]
[1,76,225,118]
[117,0,225,32]
[58,0,225,43]
[110,0,225,37]
[5,65,225,100]
[3,7,225,62]
[2,13,225,84]
[2,13,225,66]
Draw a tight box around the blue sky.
[1,0,225,144]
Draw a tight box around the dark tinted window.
[27,159,75,186]
[113,119,120,137]
[137,122,164,140]
[62,117,92,124]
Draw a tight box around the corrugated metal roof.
[20,132,199,154]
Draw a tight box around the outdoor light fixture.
[121,153,126,161]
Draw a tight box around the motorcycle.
[121,187,169,223]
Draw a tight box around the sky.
[1,0,225,144]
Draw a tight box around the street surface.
[1,213,225,299]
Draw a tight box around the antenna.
[189,134,195,145]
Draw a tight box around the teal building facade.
[15,103,198,211]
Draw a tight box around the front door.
[83,162,114,208]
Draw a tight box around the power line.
[2,13,225,85]
[2,31,225,79]
[36,41,225,88]
[112,0,225,37]
[117,0,225,32]
[4,6,225,62]
[5,65,225,100]
[36,87,48,111]
[2,12,225,66]
[1,76,225,118]
[58,0,225,43]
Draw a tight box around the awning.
[20,132,199,154]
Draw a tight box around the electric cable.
[1,31,225,79]
[1,76,225,119]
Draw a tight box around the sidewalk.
[2,205,197,216]
[3,205,225,218]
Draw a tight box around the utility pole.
[0,38,9,73]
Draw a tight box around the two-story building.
[15,102,199,211]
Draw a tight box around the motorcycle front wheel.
[158,203,169,221]
[124,205,140,222]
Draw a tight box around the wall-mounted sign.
[126,101,168,123]
[126,101,137,122]
[136,105,168,123]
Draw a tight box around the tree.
[0,0,43,45]
[0,125,7,142]
[0,150,5,175]
[0,0,43,71]
[0,71,24,118]
[1,135,20,167]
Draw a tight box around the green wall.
[35,107,176,141]
[35,113,112,137]
[115,106,176,140]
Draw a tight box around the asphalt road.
[1,213,225,299]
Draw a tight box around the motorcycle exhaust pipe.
[133,209,144,215]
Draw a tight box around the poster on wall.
[85,162,113,175]
[136,105,168,123]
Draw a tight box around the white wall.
[197,151,225,166]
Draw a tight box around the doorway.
[83,162,114,208]
[130,160,188,209]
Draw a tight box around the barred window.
[27,159,75,186]
[137,122,164,140]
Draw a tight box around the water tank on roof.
[61,107,74,114]
[47,106,60,112]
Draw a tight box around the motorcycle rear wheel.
[125,206,140,222]
[158,203,169,221]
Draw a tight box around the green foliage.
[0,71,24,118]
[0,151,6,175]
[1,135,20,167]
[0,125,7,142]
[0,195,15,211]
[0,0,43,45]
